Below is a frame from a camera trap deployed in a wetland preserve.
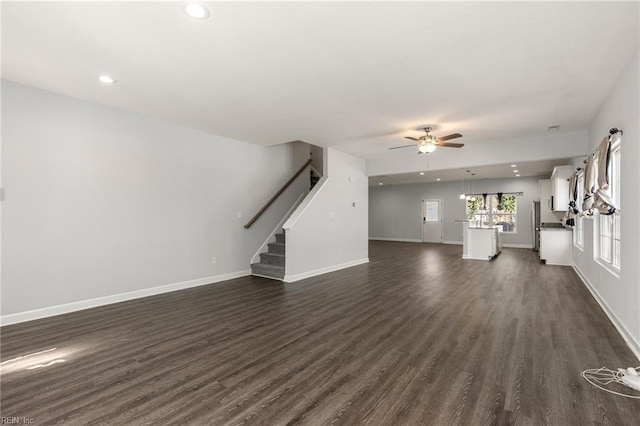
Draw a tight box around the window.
[574,172,584,249]
[466,194,517,233]
[424,200,439,222]
[597,140,621,270]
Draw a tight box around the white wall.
[1,81,310,319]
[284,147,369,281]
[310,144,325,176]
[572,50,640,358]
[369,176,541,248]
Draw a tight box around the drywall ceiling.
[2,2,638,161]
[369,158,573,186]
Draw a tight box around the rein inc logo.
[0,418,35,424]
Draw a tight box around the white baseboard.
[462,255,490,260]
[572,265,640,362]
[250,273,283,281]
[443,240,463,245]
[545,261,572,266]
[284,258,369,283]
[369,237,422,243]
[0,270,250,327]
[502,243,534,249]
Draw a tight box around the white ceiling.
[369,158,574,186]
[2,2,638,162]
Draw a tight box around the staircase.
[250,169,320,280]
[250,230,286,279]
[311,173,320,189]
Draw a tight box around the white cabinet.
[539,229,572,266]
[550,165,573,212]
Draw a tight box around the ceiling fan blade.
[436,142,465,148]
[389,144,417,150]
[404,136,420,141]
[437,133,463,142]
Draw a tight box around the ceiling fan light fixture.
[184,3,210,19]
[392,127,463,153]
[418,141,437,153]
[98,74,116,84]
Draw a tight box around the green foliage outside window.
[466,194,517,232]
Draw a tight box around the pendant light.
[470,173,476,201]
[459,168,466,200]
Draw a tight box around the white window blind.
[574,172,584,248]
[596,140,621,270]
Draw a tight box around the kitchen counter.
[540,228,572,265]
[540,222,565,228]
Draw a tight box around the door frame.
[422,197,444,243]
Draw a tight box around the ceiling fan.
[390,127,464,154]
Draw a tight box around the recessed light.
[516,174,521,177]
[436,178,441,181]
[419,172,425,175]
[513,170,519,173]
[184,3,210,19]
[98,75,116,84]
[510,164,517,168]
[378,182,383,186]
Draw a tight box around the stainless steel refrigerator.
[531,201,541,251]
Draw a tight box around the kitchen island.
[459,220,502,260]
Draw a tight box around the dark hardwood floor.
[1,241,639,425]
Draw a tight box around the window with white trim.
[466,194,517,233]
[574,172,584,249]
[597,139,621,270]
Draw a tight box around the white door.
[422,198,443,243]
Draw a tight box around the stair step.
[251,263,284,279]
[275,233,285,244]
[268,242,285,255]
[310,176,320,189]
[260,252,285,266]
